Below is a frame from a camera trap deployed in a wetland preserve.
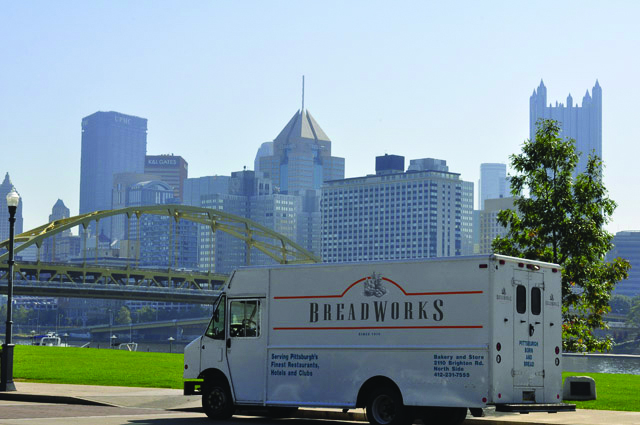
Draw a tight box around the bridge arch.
[0,205,320,267]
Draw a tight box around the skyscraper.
[607,231,640,297]
[254,142,273,174]
[257,109,344,195]
[257,108,344,255]
[188,170,300,273]
[144,154,188,201]
[79,111,147,236]
[478,197,515,254]
[49,199,71,233]
[530,80,602,176]
[0,173,23,241]
[322,155,474,262]
[43,199,80,262]
[479,163,509,209]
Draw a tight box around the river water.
[563,353,640,375]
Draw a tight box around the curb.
[0,393,583,425]
[0,392,114,407]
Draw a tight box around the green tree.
[610,294,632,315]
[135,306,157,323]
[493,119,630,352]
[115,306,132,325]
[12,306,30,325]
[628,296,640,327]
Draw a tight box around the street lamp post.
[107,308,112,347]
[168,336,175,353]
[1,188,20,392]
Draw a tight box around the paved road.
[2,383,639,425]
[0,400,361,425]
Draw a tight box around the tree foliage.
[628,296,640,327]
[135,306,157,323]
[493,119,630,352]
[115,306,132,325]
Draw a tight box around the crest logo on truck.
[363,272,387,298]
[496,287,512,302]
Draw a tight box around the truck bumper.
[495,403,576,413]
[183,380,203,396]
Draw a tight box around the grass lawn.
[6,346,639,411]
[12,345,184,389]
[562,371,640,412]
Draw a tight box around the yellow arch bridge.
[0,205,320,304]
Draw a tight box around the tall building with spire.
[256,103,344,257]
[0,173,23,241]
[530,80,602,176]
[257,109,344,194]
[43,199,80,262]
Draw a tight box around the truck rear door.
[513,270,545,390]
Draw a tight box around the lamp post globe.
[6,188,19,208]
[1,187,19,392]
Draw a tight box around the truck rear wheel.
[421,407,467,425]
[202,382,235,420]
[366,386,411,425]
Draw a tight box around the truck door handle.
[520,320,526,323]
[226,338,231,349]
[529,324,535,337]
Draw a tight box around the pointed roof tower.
[274,109,331,144]
[2,172,11,188]
[0,172,19,198]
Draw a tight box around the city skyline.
[2,2,639,234]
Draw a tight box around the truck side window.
[229,300,260,338]
[205,295,225,340]
[531,287,541,315]
[516,285,526,314]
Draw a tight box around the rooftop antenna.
[302,75,305,113]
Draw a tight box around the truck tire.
[202,382,235,420]
[366,386,411,425]
[421,407,467,425]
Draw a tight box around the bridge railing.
[0,261,228,291]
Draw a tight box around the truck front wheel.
[366,386,411,425]
[202,382,235,420]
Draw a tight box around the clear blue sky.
[1,1,638,233]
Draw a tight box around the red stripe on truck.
[273,325,484,331]
[274,277,483,300]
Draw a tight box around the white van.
[184,255,573,425]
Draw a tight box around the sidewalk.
[1,382,639,425]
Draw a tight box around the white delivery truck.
[184,255,574,425]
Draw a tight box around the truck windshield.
[205,295,225,340]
